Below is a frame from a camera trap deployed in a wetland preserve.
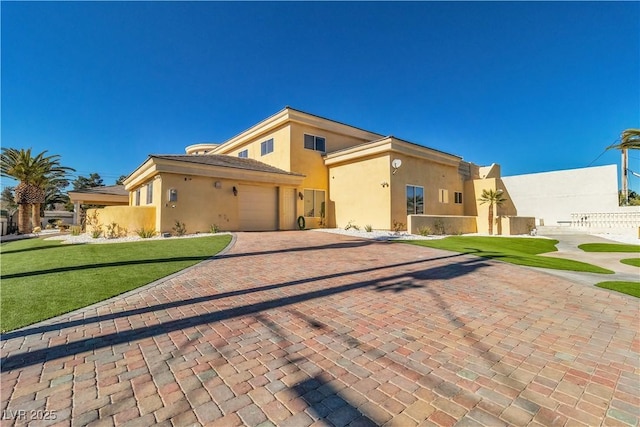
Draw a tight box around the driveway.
[1,231,638,427]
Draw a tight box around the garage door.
[239,185,278,231]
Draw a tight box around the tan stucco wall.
[390,154,465,229]
[498,216,536,235]
[408,215,477,235]
[154,173,240,234]
[86,206,156,235]
[328,154,391,229]
[223,124,291,173]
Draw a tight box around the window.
[304,189,325,217]
[406,185,424,215]
[135,189,141,206]
[454,192,463,204]
[438,189,449,204]
[304,134,326,152]
[146,182,153,204]
[260,138,274,156]
[238,149,248,158]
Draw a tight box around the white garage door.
[239,185,278,231]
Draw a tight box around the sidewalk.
[533,233,639,287]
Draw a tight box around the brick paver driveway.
[1,231,638,426]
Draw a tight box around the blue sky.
[2,1,639,191]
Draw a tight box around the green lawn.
[620,258,640,268]
[595,281,640,298]
[401,236,614,274]
[578,243,640,253]
[1,235,232,332]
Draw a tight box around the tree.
[1,186,18,216]
[478,189,507,235]
[115,175,127,185]
[0,148,75,233]
[72,173,104,191]
[608,129,640,205]
[609,129,640,151]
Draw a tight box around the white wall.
[501,165,620,226]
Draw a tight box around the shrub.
[210,224,220,234]
[364,224,373,232]
[70,225,82,236]
[392,220,406,233]
[105,222,127,239]
[86,211,102,237]
[136,228,156,238]
[172,220,187,236]
[417,226,432,236]
[33,226,42,234]
[345,220,360,231]
[433,219,446,235]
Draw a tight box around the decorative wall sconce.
[214,181,222,189]
[168,189,178,202]
[232,186,238,196]
[381,182,389,188]
[298,191,304,200]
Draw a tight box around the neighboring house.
[95,107,535,235]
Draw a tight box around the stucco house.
[92,107,534,235]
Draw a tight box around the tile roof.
[68,185,128,196]
[150,154,304,176]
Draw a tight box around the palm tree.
[478,188,507,235]
[0,148,74,233]
[608,129,639,205]
[609,129,640,150]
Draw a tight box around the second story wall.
[218,123,292,173]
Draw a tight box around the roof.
[150,154,304,177]
[68,185,129,196]
[326,135,462,159]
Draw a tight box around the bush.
[172,220,187,236]
[417,226,432,236]
[210,224,220,234]
[70,225,82,236]
[105,222,127,239]
[86,211,102,238]
[433,219,446,235]
[136,228,156,238]
[392,220,406,233]
[33,226,42,234]
[364,224,373,232]
[345,220,360,231]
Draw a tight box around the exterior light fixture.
[381,182,389,188]
[298,191,304,200]
[233,186,238,196]
[214,181,222,189]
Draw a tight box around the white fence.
[571,212,640,229]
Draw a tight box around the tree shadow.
[1,252,466,340]
[1,256,216,279]
[1,254,490,372]
[0,242,87,255]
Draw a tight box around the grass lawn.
[595,281,640,298]
[620,258,640,268]
[1,235,232,332]
[401,236,614,274]
[578,243,640,253]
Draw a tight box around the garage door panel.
[239,185,277,231]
